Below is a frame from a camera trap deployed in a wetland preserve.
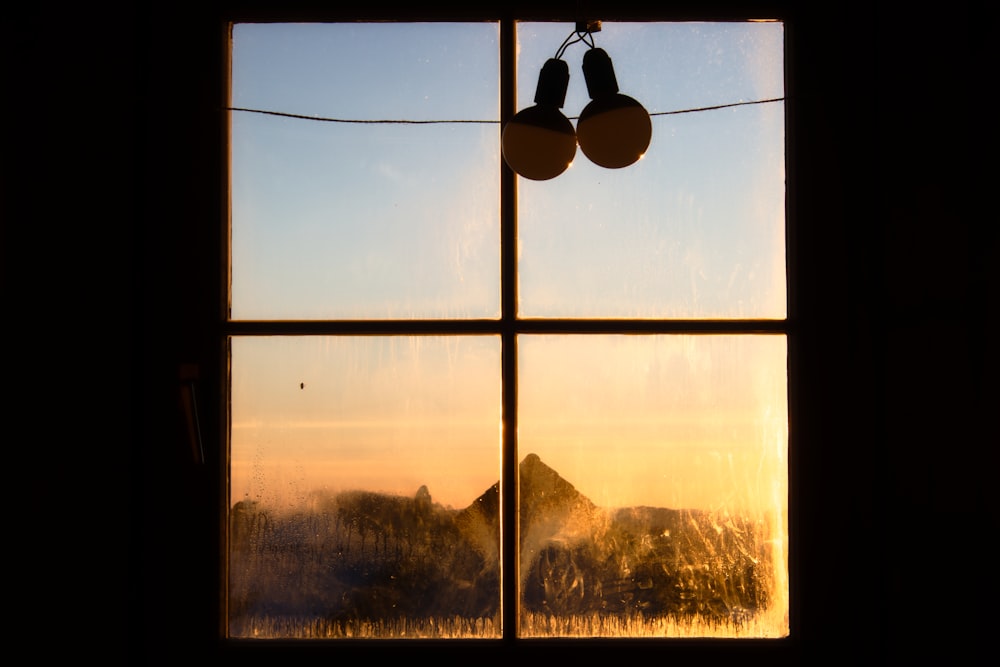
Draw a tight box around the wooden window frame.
[142,1,832,662]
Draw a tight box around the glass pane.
[516,22,786,318]
[231,23,500,320]
[229,336,502,638]
[518,334,788,637]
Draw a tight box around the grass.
[230,610,783,639]
[231,613,500,639]
[228,492,787,639]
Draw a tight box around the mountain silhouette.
[459,453,596,523]
[455,453,609,583]
[231,452,776,629]
[450,454,771,619]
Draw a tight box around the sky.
[229,21,787,515]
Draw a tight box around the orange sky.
[230,334,787,514]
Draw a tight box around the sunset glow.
[228,20,788,639]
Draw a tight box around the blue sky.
[231,21,785,320]
[228,21,787,517]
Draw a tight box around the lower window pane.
[229,336,502,638]
[518,334,788,637]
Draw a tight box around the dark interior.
[6,1,992,663]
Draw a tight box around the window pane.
[229,336,502,638]
[231,23,500,320]
[518,334,788,637]
[516,22,785,318]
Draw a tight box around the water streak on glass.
[228,20,788,641]
[518,334,788,637]
[229,336,502,638]
[231,23,501,320]
[516,22,785,319]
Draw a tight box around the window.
[226,17,788,642]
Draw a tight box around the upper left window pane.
[231,23,501,320]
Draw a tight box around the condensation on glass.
[518,334,788,637]
[517,22,786,319]
[230,22,501,321]
[228,20,787,640]
[229,336,503,638]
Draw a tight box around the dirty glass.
[229,335,502,638]
[518,334,788,637]
[517,22,785,318]
[230,22,500,320]
[228,19,787,640]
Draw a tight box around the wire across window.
[225,19,789,640]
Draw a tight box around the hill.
[230,453,780,635]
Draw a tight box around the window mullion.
[500,16,519,641]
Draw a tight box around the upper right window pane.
[517,22,785,319]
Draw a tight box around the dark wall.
[6,1,993,663]
[791,6,994,661]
